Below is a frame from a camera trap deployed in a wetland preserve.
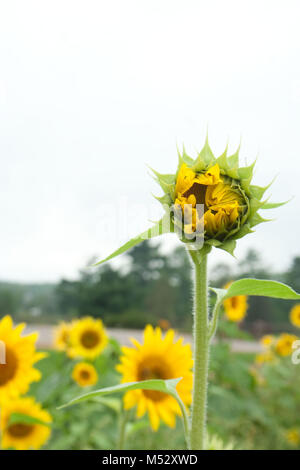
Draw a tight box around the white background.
[0,0,299,282]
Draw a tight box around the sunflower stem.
[189,251,209,450]
[174,392,191,449]
[118,408,129,450]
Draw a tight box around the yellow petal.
[196,164,221,186]
[175,164,196,195]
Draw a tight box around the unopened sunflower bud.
[152,137,276,255]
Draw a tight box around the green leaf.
[211,279,300,301]
[8,413,51,428]
[59,378,182,409]
[94,215,173,266]
[58,378,190,447]
[210,287,227,304]
[209,279,300,343]
[90,396,121,413]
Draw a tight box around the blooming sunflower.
[290,304,300,328]
[223,282,248,322]
[116,325,193,431]
[72,362,98,387]
[68,317,108,360]
[1,396,52,450]
[260,335,274,348]
[53,321,71,351]
[275,333,298,357]
[0,316,45,404]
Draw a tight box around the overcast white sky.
[0,0,299,282]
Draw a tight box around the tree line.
[1,241,300,334]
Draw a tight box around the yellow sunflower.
[275,333,298,357]
[0,316,45,404]
[255,351,274,364]
[53,321,71,351]
[260,334,274,348]
[286,428,300,446]
[68,317,108,359]
[223,282,248,322]
[1,396,52,450]
[290,304,300,328]
[72,362,98,387]
[116,325,193,431]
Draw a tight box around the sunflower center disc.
[0,347,18,386]
[138,360,171,401]
[7,423,34,438]
[80,330,100,349]
[80,370,90,380]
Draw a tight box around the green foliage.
[210,278,300,339]
[59,376,190,447]
[28,336,300,450]
[2,245,300,334]
[60,378,182,409]
[0,282,57,321]
[208,343,300,450]
[57,242,193,329]
[217,319,253,340]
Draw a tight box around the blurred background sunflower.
[72,362,98,387]
[1,0,300,451]
[116,325,193,430]
[1,396,52,450]
[53,322,72,351]
[223,283,248,323]
[0,316,45,403]
[67,317,108,360]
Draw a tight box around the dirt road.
[24,324,263,353]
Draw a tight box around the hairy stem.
[189,252,209,450]
[118,409,129,450]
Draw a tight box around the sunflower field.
[1,139,300,451]
[1,305,300,451]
